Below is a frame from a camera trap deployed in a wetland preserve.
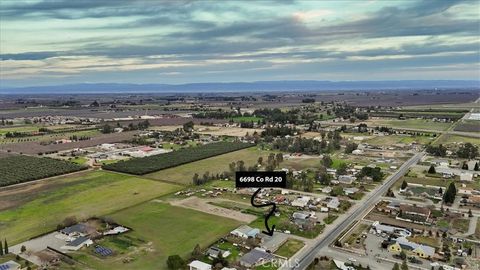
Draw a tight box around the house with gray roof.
[239,248,274,268]
[60,224,88,237]
[230,225,260,239]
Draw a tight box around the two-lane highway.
[282,151,425,270]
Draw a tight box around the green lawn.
[146,147,273,185]
[0,171,180,244]
[275,239,305,258]
[70,156,88,165]
[73,201,242,270]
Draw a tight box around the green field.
[73,201,241,270]
[365,134,435,146]
[435,134,480,146]
[367,118,453,131]
[146,147,273,185]
[70,156,88,165]
[0,171,180,244]
[0,129,100,144]
[230,116,263,123]
[275,239,304,258]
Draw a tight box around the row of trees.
[427,143,478,159]
[271,133,342,155]
[105,142,252,175]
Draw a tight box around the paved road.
[281,152,425,270]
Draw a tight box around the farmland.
[434,134,480,146]
[364,118,453,131]
[146,147,273,185]
[364,134,435,146]
[0,170,180,244]
[103,141,253,175]
[0,131,139,155]
[72,201,241,270]
[454,120,480,133]
[0,155,86,186]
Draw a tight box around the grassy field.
[146,147,273,185]
[365,134,435,146]
[281,157,321,171]
[230,116,263,122]
[70,156,88,165]
[366,118,452,131]
[72,201,241,270]
[0,171,180,244]
[275,239,305,258]
[435,134,480,146]
[0,129,100,144]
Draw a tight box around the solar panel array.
[0,264,12,270]
[94,245,113,256]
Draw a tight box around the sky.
[0,0,479,87]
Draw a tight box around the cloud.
[0,0,479,85]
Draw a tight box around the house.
[188,260,212,270]
[231,225,260,239]
[0,261,21,270]
[103,226,129,235]
[239,248,274,267]
[326,197,340,210]
[291,196,311,208]
[333,260,355,270]
[388,237,435,259]
[62,236,93,251]
[343,187,359,196]
[398,204,431,224]
[60,224,89,238]
[352,149,364,155]
[320,186,332,194]
[460,172,473,182]
[326,168,337,175]
[206,247,230,259]
[292,212,311,220]
[337,175,356,184]
[292,212,316,228]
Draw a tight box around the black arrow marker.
[251,188,276,236]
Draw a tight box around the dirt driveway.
[169,196,257,223]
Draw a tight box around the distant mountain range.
[1,80,479,94]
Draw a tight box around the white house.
[460,172,473,182]
[61,236,93,251]
[327,197,340,210]
[291,196,311,208]
[231,225,260,239]
[338,175,356,184]
[188,260,212,270]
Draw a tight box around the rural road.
[281,151,425,270]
